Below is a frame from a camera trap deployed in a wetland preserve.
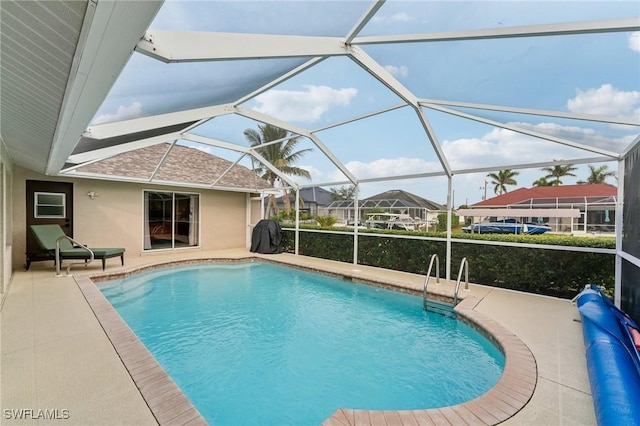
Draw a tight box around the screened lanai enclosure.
[1,1,639,317]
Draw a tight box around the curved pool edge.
[74,273,208,426]
[322,296,538,426]
[81,257,537,426]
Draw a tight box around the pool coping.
[77,256,537,426]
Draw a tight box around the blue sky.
[91,1,640,207]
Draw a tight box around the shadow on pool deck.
[1,249,595,425]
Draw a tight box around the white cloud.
[389,12,413,22]
[508,121,635,152]
[192,145,214,155]
[329,157,440,181]
[384,65,409,78]
[371,12,415,24]
[91,102,144,125]
[297,165,323,183]
[629,31,640,52]
[253,85,357,123]
[441,123,620,170]
[567,84,640,118]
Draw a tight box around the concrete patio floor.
[1,249,595,425]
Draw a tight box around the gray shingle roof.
[326,189,445,211]
[277,186,334,206]
[76,143,272,190]
[363,189,445,211]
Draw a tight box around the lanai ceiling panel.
[0,0,88,172]
[150,1,372,36]
[435,106,639,155]
[314,107,445,180]
[362,31,638,110]
[189,114,276,149]
[359,1,637,35]
[424,108,614,172]
[247,135,353,189]
[92,1,375,124]
[92,55,314,124]
[240,56,407,128]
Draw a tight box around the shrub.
[437,213,460,232]
[315,215,338,227]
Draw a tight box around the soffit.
[0,0,163,174]
[0,0,87,172]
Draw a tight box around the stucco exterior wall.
[11,166,254,271]
[1,140,14,295]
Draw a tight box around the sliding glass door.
[144,191,199,250]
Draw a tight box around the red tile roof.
[473,184,616,207]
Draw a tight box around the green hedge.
[282,230,354,262]
[450,243,613,298]
[281,227,615,299]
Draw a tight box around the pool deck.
[1,249,595,425]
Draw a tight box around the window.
[34,192,65,218]
[144,191,200,250]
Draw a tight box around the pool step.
[424,298,457,318]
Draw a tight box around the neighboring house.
[327,189,446,225]
[466,184,617,234]
[275,186,334,217]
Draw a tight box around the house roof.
[327,189,445,211]
[73,143,272,191]
[277,186,334,206]
[472,184,617,207]
[364,189,446,211]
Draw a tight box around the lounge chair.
[27,224,125,273]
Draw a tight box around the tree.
[486,169,519,195]
[586,164,616,184]
[540,163,577,186]
[244,123,312,217]
[330,185,356,201]
[532,176,553,187]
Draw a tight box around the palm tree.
[330,185,356,201]
[540,163,577,186]
[586,164,616,184]
[532,177,553,187]
[486,169,519,195]
[244,123,312,217]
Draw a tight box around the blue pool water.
[100,261,504,425]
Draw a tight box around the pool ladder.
[423,256,469,318]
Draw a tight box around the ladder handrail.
[453,257,469,306]
[55,235,94,277]
[423,254,440,308]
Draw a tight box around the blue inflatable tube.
[576,286,640,425]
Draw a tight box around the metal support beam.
[353,18,640,45]
[136,31,349,63]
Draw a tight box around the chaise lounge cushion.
[28,224,125,270]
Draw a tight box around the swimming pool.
[100,261,505,425]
